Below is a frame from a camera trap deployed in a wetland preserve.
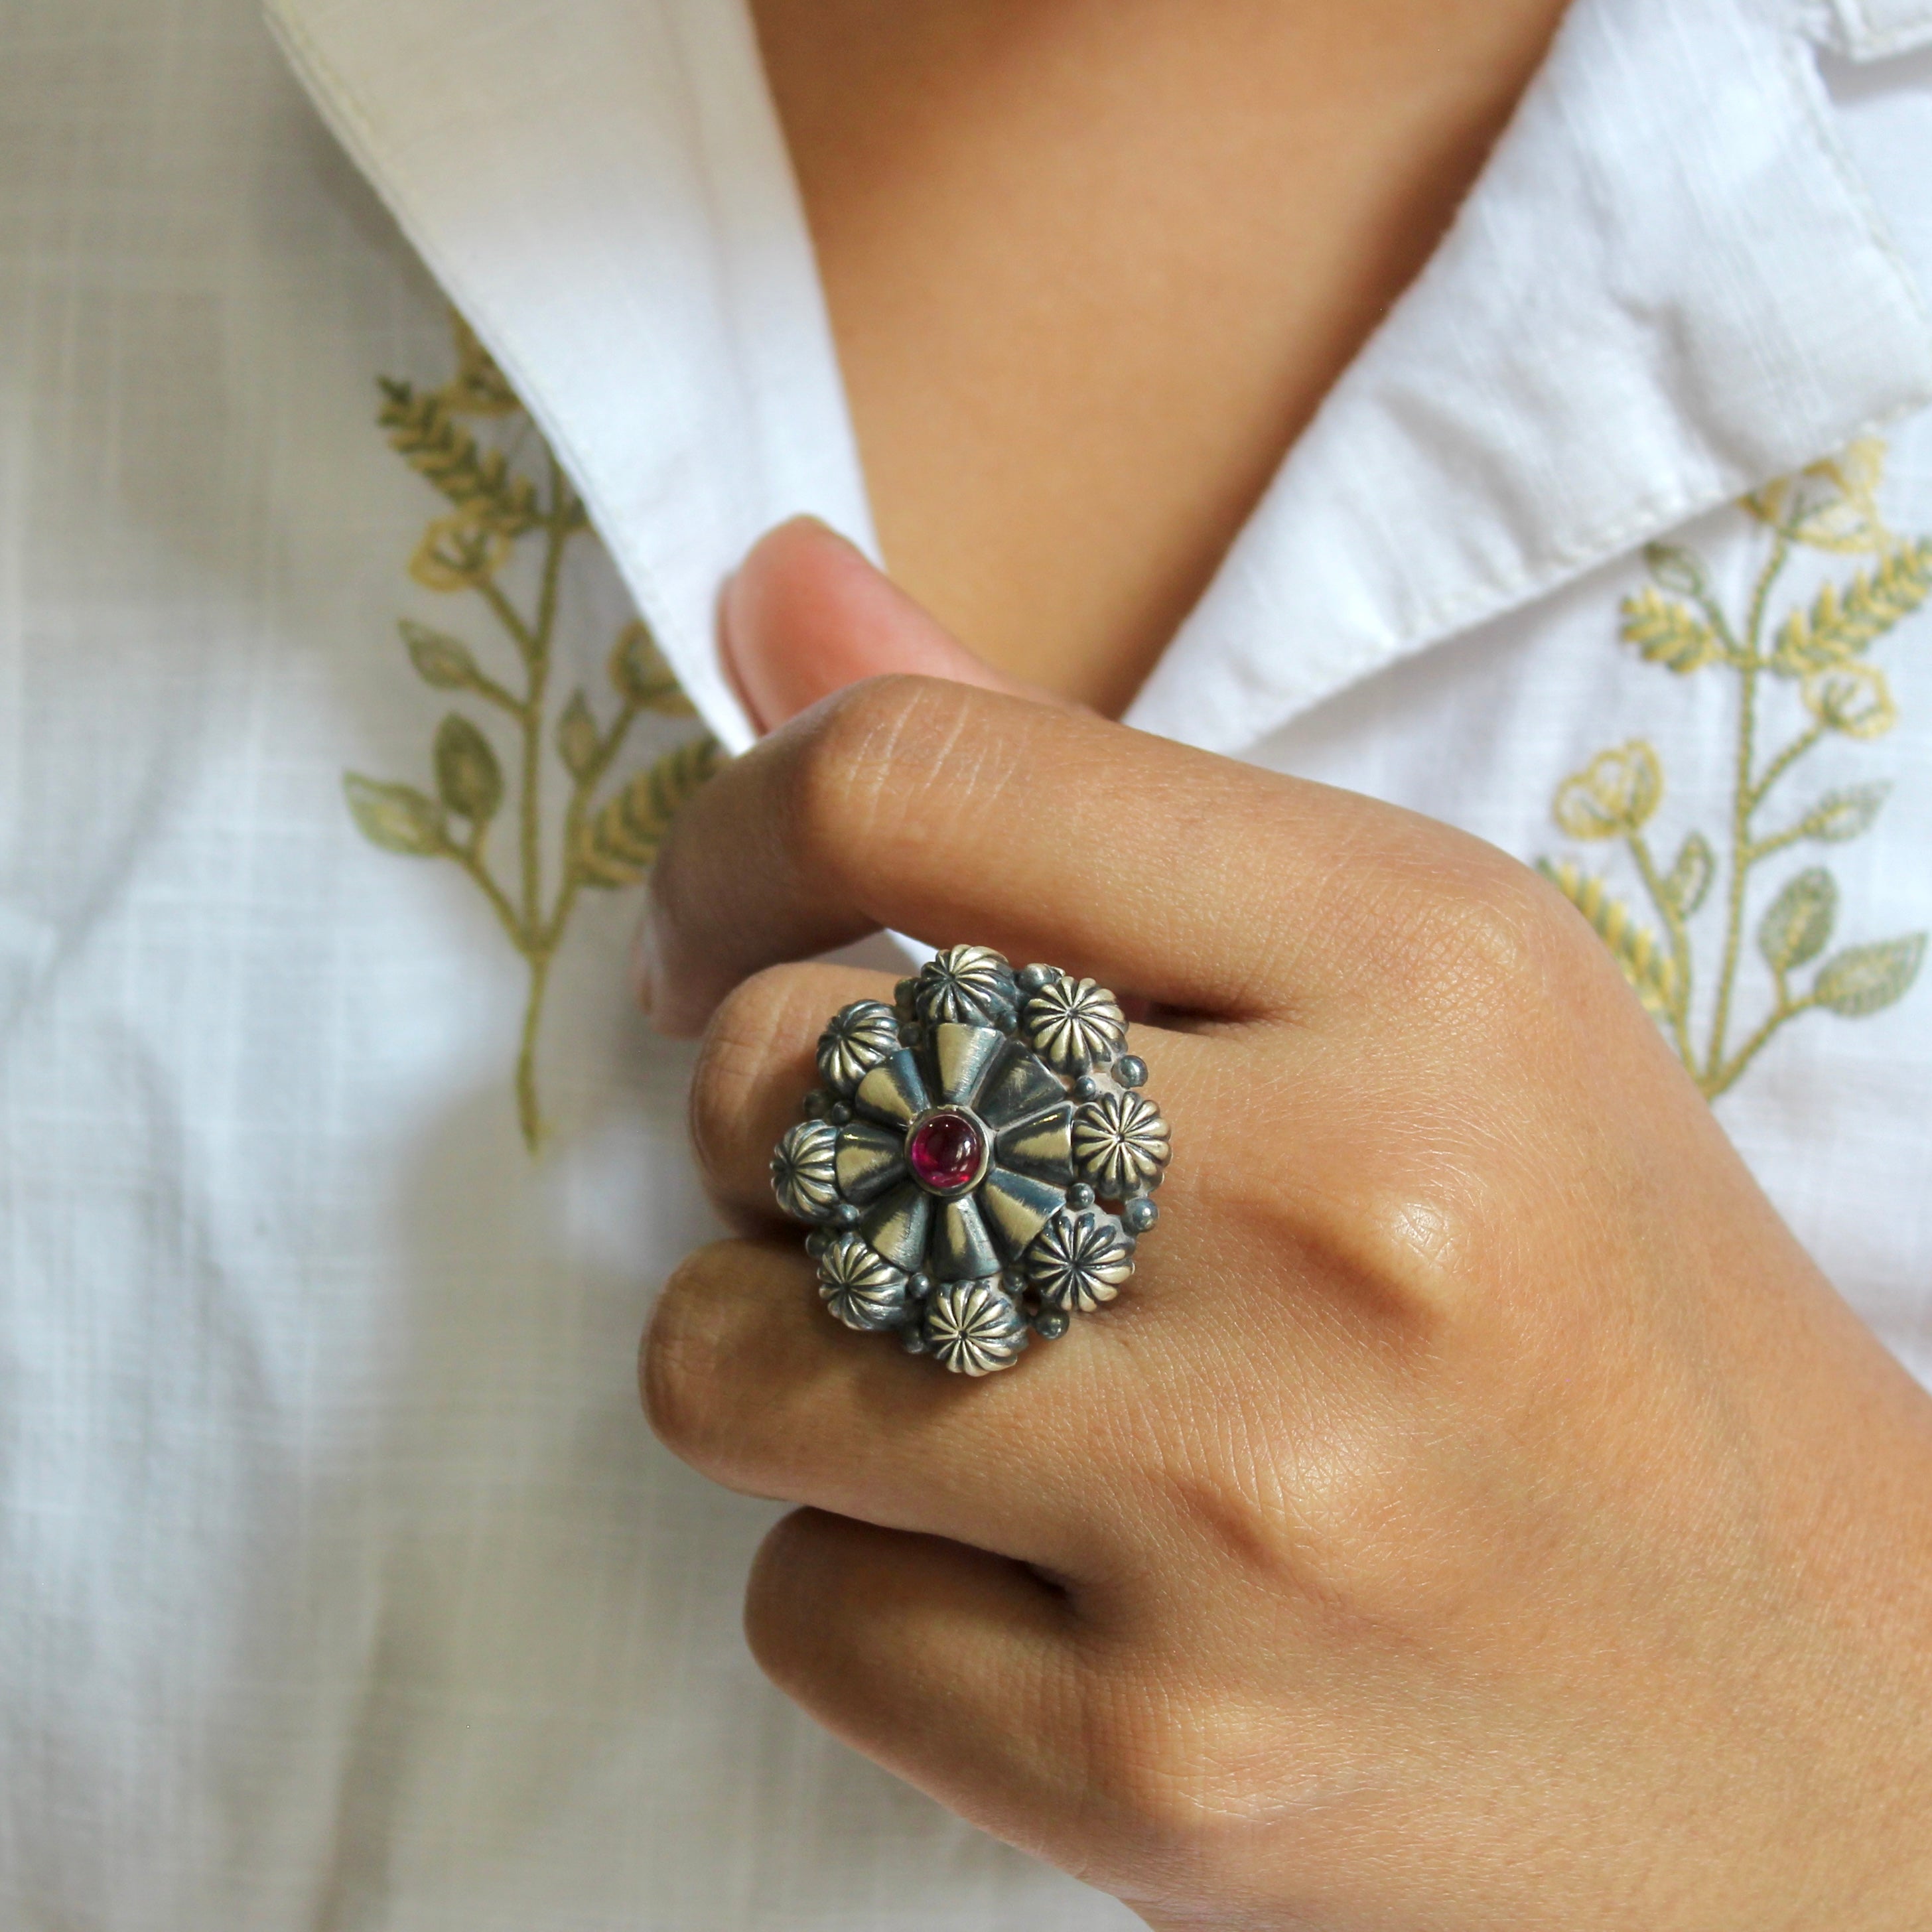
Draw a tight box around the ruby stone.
[907,1110,985,1195]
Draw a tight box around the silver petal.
[854,1048,930,1129]
[834,1123,906,1204]
[933,1022,1007,1107]
[861,1182,933,1273]
[931,1194,1000,1282]
[977,1166,1063,1260]
[994,1103,1074,1187]
[975,1038,1064,1130]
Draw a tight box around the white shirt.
[5,0,1932,1923]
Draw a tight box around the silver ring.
[770,946,1171,1374]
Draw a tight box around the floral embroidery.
[1541,439,1928,1101]
[344,314,718,1148]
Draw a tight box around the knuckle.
[1364,849,1575,1038]
[1279,1408,1489,1636]
[782,675,935,889]
[1075,1685,1275,1854]
[1311,1168,1499,1330]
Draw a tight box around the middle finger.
[692,961,1235,1232]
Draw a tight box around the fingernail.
[630,906,661,1018]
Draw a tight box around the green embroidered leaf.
[1757,868,1836,973]
[609,619,696,715]
[557,691,600,782]
[1770,539,1932,675]
[1792,782,1890,845]
[1620,587,1721,673]
[378,378,541,536]
[578,736,721,888]
[1813,934,1927,1016]
[1643,541,1708,598]
[1660,831,1715,917]
[1538,860,1680,1019]
[344,774,446,857]
[433,713,504,824]
[400,620,480,690]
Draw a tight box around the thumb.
[721,518,1047,734]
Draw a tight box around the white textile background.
[5,0,1932,1925]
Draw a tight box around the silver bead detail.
[817,1233,910,1332]
[816,1000,900,1095]
[1071,1089,1171,1200]
[772,1119,841,1223]
[913,945,1019,1028]
[1026,1208,1135,1313]
[1022,974,1126,1074]
[922,1278,1028,1375]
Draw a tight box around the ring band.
[770,946,1171,1374]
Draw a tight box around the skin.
[641,2,1932,1919]
[636,523,1932,1929]
[750,0,1570,713]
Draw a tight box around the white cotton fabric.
[3,0,1932,1923]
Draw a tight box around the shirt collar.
[1817,0,1932,58]
[265,0,863,754]
[1128,0,1932,750]
[269,0,1932,758]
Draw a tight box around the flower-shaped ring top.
[770,948,1172,1373]
[835,1016,1074,1282]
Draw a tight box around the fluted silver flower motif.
[772,1119,841,1221]
[817,999,900,1095]
[1072,1090,1171,1200]
[1027,1208,1135,1312]
[773,947,1172,1370]
[923,1277,1028,1375]
[817,1232,910,1331]
[1022,974,1125,1074]
[914,945,1018,1028]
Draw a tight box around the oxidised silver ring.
[769,945,1171,1375]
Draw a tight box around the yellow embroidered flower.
[1802,662,1898,740]
[1744,437,1893,554]
[1552,741,1664,839]
[409,513,512,592]
[1542,439,1927,1105]
[348,312,718,1150]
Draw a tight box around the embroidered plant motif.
[345,314,719,1148]
[1541,439,1927,1100]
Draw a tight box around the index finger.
[640,673,1387,1036]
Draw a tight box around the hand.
[638,524,1932,1930]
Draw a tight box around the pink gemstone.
[907,1110,985,1194]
